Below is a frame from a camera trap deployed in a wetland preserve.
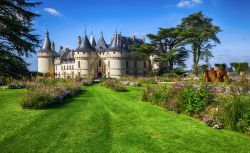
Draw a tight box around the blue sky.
[28,0,250,70]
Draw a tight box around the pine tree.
[0,0,40,78]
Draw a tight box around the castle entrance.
[97,72,102,78]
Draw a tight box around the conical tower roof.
[95,33,108,52]
[108,32,125,51]
[51,41,58,56]
[76,34,95,52]
[90,34,96,47]
[39,30,52,52]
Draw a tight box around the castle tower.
[106,32,126,78]
[74,31,96,78]
[37,30,55,75]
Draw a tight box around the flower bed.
[101,79,127,92]
[141,79,250,135]
[21,78,81,109]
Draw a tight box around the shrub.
[21,78,81,109]
[219,96,250,133]
[101,79,127,92]
[179,84,212,115]
[141,84,179,110]
[82,75,93,86]
[142,82,213,115]
[230,62,249,74]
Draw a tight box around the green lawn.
[0,85,249,153]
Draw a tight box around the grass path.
[0,85,250,153]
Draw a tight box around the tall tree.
[131,43,155,56]
[0,0,40,78]
[147,27,188,72]
[180,12,221,75]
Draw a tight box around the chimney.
[78,36,81,47]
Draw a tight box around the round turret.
[37,30,55,75]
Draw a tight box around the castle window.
[61,66,63,70]
[99,60,101,67]
[67,65,68,70]
[134,61,137,68]
[64,66,65,70]
[126,61,129,68]
[78,52,79,54]
[78,61,80,68]
[78,72,81,78]
[55,66,57,71]
[72,65,74,69]
[108,61,110,68]
[144,61,146,68]
[113,51,115,54]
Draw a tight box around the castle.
[37,30,160,79]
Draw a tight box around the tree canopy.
[180,11,221,75]
[0,0,40,78]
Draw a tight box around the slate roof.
[95,35,108,52]
[108,33,144,52]
[75,35,95,52]
[58,47,70,60]
[39,30,52,52]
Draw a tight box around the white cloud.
[43,8,61,16]
[192,0,203,4]
[177,0,203,8]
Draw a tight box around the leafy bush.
[179,84,212,115]
[141,85,170,105]
[230,62,249,74]
[82,75,93,86]
[142,82,213,115]
[21,78,81,109]
[101,79,127,92]
[215,63,227,70]
[219,96,250,133]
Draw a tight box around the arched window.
[108,61,110,68]
[78,61,80,68]
[99,60,101,67]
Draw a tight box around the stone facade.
[38,30,160,79]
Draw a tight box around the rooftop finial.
[45,25,49,36]
[84,25,87,36]
[101,30,103,37]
